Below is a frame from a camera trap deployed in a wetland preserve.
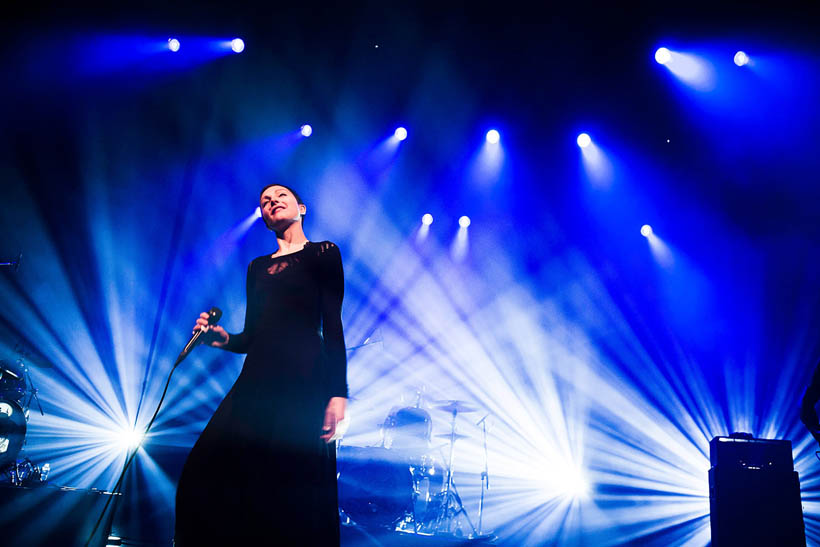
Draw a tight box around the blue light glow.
[578,134,613,188]
[486,129,500,144]
[167,38,180,52]
[394,127,408,141]
[657,48,717,91]
[230,38,245,53]
[300,124,313,137]
[734,50,749,67]
[641,224,653,237]
[421,213,433,225]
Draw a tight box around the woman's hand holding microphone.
[193,311,230,348]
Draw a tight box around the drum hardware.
[6,457,50,486]
[0,349,50,485]
[433,400,478,415]
[432,400,478,537]
[343,397,493,539]
[476,413,492,536]
[0,399,27,471]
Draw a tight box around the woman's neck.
[273,223,309,256]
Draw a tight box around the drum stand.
[476,414,490,535]
[433,406,477,537]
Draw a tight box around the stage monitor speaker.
[709,436,806,547]
[0,484,118,547]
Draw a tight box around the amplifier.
[709,435,794,470]
[709,435,806,547]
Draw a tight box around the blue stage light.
[421,213,433,226]
[577,133,591,148]
[655,47,672,65]
[734,51,749,67]
[394,127,408,141]
[167,38,180,52]
[486,129,500,144]
[459,215,471,228]
[641,224,653,237]
[231,38,245,53]
[300,124,313,137]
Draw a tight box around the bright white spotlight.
[300,124,313,137]
[116,428,143,450]
[640,224,653,237]
[167,38,180,52]
[254,206,262,219]
[734,51,749,67]
[577,133,591,148]
[394,127,408,141]
[459,215,471,228]
[421,213,433,226]
[231,38,245,53]
[485,129,500,144]
[655,47,672,65]
[566,470,590,497]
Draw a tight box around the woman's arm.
[222,261,256,354]
[318,242,349,398]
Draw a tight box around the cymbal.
[434,433,470,441]
[434,400,478,414]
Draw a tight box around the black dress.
[175,241,348,545]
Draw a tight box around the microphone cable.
[85,308,222,546]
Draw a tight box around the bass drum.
[0,399,26,470]
[337,446,413,529]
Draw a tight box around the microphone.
[174,307,222,366]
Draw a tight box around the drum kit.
[338,390,493,539]
[0,345,50,486]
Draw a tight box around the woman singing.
[175,184,348,545]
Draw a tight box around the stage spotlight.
[577,133,591,148]
[459,215,471,228]
[421,213,433,226]
[394,127,408,141]
[734,51,749,67]
[486,129,500,144]
[254,206,262,219]
[300,124,313,137]
[115,428,143,451]
[655,47,672,65]
[641,224,653,237]
[558,467,590,498]
[231,38,245,53]
[167,38,180,52]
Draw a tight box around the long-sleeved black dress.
[175,241,348,545]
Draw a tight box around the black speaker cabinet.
[709,436,806,547]
[0,484,117,547]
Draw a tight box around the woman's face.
[260,185,306,231]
